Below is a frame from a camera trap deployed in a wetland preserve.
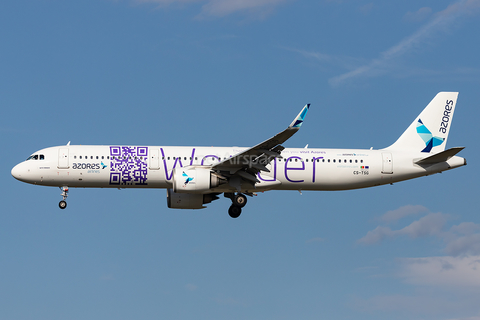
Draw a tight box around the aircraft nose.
[11,163,23,180]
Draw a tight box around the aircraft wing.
[212,104,310,183]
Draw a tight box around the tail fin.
[386,92,459,153]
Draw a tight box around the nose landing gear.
[59,186,68,209]
[225,193,248,218]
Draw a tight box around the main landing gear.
[59,186,68,209]
[225,193,248,218]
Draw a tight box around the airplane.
[11,92,466,218]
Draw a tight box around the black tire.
[59,200,67,209]
[233,194,247,208]
[228,205,242,218]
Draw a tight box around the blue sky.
[1,0,480,319]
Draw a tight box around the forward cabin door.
[58,148,69,169]
[382,152,393,174]
[149,148,160,170]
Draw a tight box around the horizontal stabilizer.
[415,147,465,165]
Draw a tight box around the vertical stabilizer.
[386,92,459,153]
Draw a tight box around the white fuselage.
[11,145,466,193]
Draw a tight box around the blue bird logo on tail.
[416,119,444,152]
[182,171,194,185]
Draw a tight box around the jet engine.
[172,167,225,193]
[166,189,219,209]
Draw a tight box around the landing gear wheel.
[228,205,242,218]
[59,186,69,210]
[59,200,67,209]
[233,194,247,208]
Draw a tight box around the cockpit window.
[26,154,44,161]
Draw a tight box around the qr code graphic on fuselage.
[109,146,148,185]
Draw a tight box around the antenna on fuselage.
[67,141,71,146]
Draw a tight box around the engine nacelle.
[167,189,219,209]
[172,166,224,194]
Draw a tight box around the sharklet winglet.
[289,104,310,129]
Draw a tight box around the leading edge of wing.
[212,104,310,174]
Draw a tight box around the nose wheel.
[225,193,248,218]
[59,186,69,209]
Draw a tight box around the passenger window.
[102,156,104,159]
[80,156,82,159]
[361,160,363,163]
[40,155,44,160]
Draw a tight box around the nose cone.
[11,163,24,181]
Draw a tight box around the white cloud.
[353,291,480,318]
[404,7,433,22]
[306,237,325,243]
[329,0,480,85]
[378,205,428,223]
[134,0,289,17]
[355,205,480,318]
[185,283,198,291]
[447,316,480,320]
[399,255,480,287]
[358,212,448,245]
[445,233,480,256]
[358,3,374,15]
[359,206,480,257]
[200,0,287,17]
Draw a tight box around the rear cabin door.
[58,148,69,169]
[149,148,160,170]
[382,153,393,174]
